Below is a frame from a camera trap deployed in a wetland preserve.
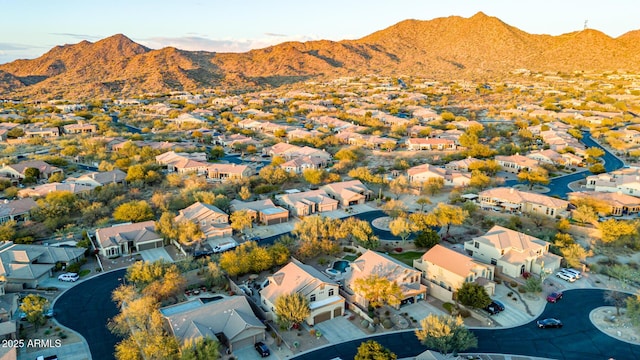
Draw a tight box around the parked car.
[560,268,581,279]
[556,271,575,282]
[57,273,79,282]
[254,341,270,357]
[546,292,563,303]
[537,318,563,328]
[484,300,505,315]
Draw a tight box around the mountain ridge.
[2,12,639,99]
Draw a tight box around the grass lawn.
[342,254,358,261]
[388,251,423,266]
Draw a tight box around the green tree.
[24,167,40,179]
[274,293,310,329]
[204,262,227,288]
[35,190,78,219]
[113,200,154,223]
[354,340,397,360]
[524,276,543,293]
[209,146,225,160]
[353,274,403,308]
[626,293,640,327]
[48,172,65,183]
[456,282,491,309]
[414,229,440,249]
[415,314,478,356]
[20,294,49,330]
[180,337,220,360]
[267,242,291,266]
[259,165,290,185]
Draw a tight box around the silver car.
[556,271,575,282]
[560,268,581,279]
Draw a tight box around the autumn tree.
[571,204,598,225]
[456,282,491,309]
[340,217,379,249]
[175,220,204,246]
[238,186,251,201]
[598,219,637,243]
[353,275,403,308]
[416,197,432,212]
[429,203,468,237]
[469,170,491,189]
[354,340,397,360]
[180,337,221,360]
[389,175,410,199]
[585,147,605,160]
[415,314,477,357]
[292,216,341,259]
[20,294,49,330]
[274,293,310,329]
[517,167,550,190]
[381,199,408,218]
[560,243,591,268]
[259,165,290,185]
[114,200,154,223]
[302,168,325,185]
[422,177,445,196]
[0,220,16,242]
[203,262,227,288]
[389,216,414,243]
[230,209,253,234]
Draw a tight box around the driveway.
[53,269,126,360]
[314,316,366,344]
[293,289,640,360]
[139,247,173,262]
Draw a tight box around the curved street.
[293,289,640,360]
[53,269,126,360]
[505,131,624,198]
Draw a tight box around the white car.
[560,268,581,279]
[556,271,575,282]
[58,273,79,282]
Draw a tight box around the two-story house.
[343,250,427,309]
[174,202,232,240]
[479,187,570,218]
[464,225,561,279]
[260,259,344,325]
[413,245,495,303]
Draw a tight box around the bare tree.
[604,290,627,316]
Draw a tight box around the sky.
[0,0,638,64]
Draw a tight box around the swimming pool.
[332,260,350,273]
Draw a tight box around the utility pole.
[584,20,588,30]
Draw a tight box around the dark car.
[546,292,563,303]
[254,341,270,357]
[537,318,563,328]
[193,249,213,259]
[484,300,505,315]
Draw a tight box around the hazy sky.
[0,0,638,64]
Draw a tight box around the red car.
[546,292,563,303]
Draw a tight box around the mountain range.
[2,12,640,100]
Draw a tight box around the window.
[490,258,497,265]
[474,241,480,249]
[310,294,316,302]
[328,289,334,296]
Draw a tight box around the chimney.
[509,188,514,194]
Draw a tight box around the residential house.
[585,167,640,196]
[280,156,325,174]
[343,250,427,309]
[162,296,265,352]
[17,183,93,198]
[65,169,127,188]
[206,163,253,181]
[168,113,208,126]
[156,151,209,175]
[62,122,97,134]
[0,242,84,289]
[261,259,344,325]
[320,180,372,207]
[478,187,570,218]
[174,202,232,239]
[0,198,37,224]
[495,154,540,174]
[464,225,562,278]
[406,138,456,151]
[95,221,164,258]
[275,190,338,217]
[229,199,289,225]
[24,125,59,138]
[445,157,481,172]
[413,244,495,302]
[0,160,63,182]
[568,191,640,217]
[214,134,257,148]
[407,164,470,187]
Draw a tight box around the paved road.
[293,289,640,360]
[506,131,625,198]
[53,269,126,360]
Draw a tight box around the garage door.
[231,337,255,351]
[333,307,342,317]
[313,311,332,324]
[137,242,160,251]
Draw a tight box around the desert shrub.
[443,302,455,314]
[458,308,471,318]
[382,319,393,329]
[518,286,527,293]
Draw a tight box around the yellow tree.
[597,219,637,243]
[353,275,403,308]
[230,209,253,235]
[517,168,549,190]
[389,216,414,244]
[429,203,468,237]
[274,293,310,329]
